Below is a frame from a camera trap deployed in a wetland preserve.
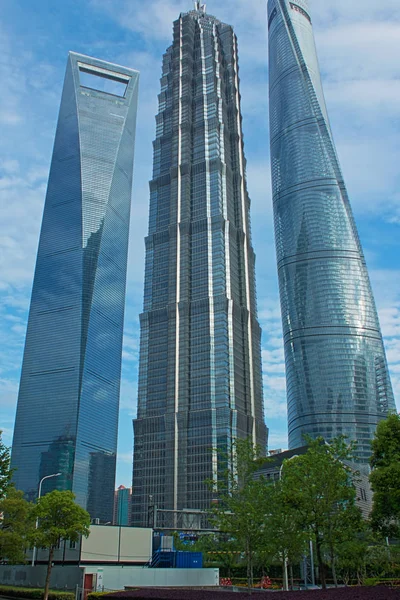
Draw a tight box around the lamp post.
[31,472,62,567]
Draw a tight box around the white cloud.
[267,430,288,452]
[311,0,400,25]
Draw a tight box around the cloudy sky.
[1,0,400,487]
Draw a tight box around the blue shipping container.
[175,551,203,569]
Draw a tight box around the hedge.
[0,585,74,600]
[364,578,400,587]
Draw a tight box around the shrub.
[0,585,74,600]
[364,577,400,587]
[87,593,116,600]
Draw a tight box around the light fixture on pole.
[31,472,62,567]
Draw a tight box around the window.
[69,540,77,550]
[78,63,130,97]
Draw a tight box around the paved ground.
[107,586,400,599]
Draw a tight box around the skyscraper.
[132,2,268,526]
[268,0,395,464]
[11,52,139,522]
[113,485,132,526]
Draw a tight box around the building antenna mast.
[194,1,206,12]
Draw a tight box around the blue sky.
[1,0,400,487]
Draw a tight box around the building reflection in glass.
[268,0,395,465]
[11,53,139,517]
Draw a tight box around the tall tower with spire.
[268,0,395,464]
[132,4,268,526]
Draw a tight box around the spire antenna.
[194,1,206,12]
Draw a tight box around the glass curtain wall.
[268,0,395,465]
[132,5,268,526]
[11,53,139,522]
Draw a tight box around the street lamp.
[31,472,62,567]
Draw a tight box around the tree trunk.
[247,551,253,589]
[246,539,252,590]
[44,546,54,600]
[290,563,294,590]
[332,560,338,588]
[282,557,288,591]
[330,544,338,587]
[315,537,327,590]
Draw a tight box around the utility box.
[175,552,203,569]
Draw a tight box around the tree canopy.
[370,413,400,537]
[0,488,34,564]
[30,490,90,600]
[0,431,13,501]
[279,436,363,589]
[210,438,269,588]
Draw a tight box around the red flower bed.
[106,586,400,600]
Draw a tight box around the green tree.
[174,533,241,578]
[0,488,34,564]
[280,437,362,589]
[30,490,90,600]
[262,481,308,590]
[0,431,13,500]
[336,537,368,585]
[370,413,400,537]
[210,438,269,589]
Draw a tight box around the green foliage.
[30,490,90,600]
[365,543,392,578]
[280,436,363,588]
[370,413,400,537]
[336,537,369,585]
[87,593,115,600]
[0,431,13,501]
[206,435,400,588]
[0,488,34,564]
[0,586,74,600]
[262,481,309,567]
[30,490,90,549]
[210,438,269,588]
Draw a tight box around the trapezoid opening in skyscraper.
[268,0,395,465]
[132,3,268,527]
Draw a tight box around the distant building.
[11,52,139,523]
[113,485,132,526]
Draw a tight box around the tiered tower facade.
[132,4,268,526]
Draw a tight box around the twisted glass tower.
[11,53,139,522]
[268,0,395,464]
[132,3,268,526]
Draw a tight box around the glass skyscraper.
[113,485,132,526]
[11,52,139,522]
[268,0,395,464]
[132,3,268,526]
